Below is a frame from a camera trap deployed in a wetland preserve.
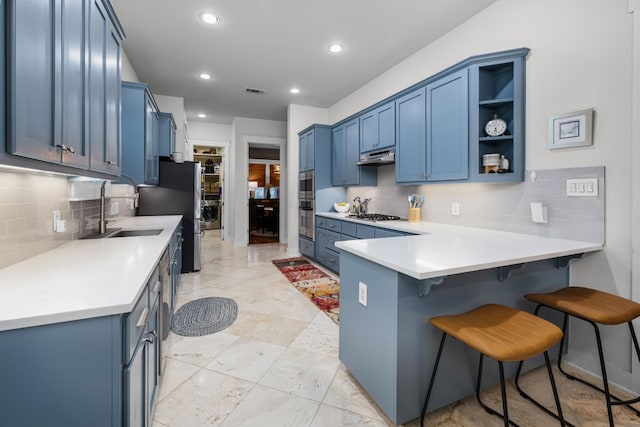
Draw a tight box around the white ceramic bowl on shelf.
[333,202,351,213]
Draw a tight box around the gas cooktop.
[347,213,404,222]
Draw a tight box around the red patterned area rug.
[271,257,339,324]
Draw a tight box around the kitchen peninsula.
[334,219,602,425]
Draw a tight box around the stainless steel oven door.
[298,171,314,200]
[299,205,314,240]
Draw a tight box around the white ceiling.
[110,0,497,124]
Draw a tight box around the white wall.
[285,105,330,255]
[121,50,140,83]
[187,122,232,144]
[228,118,287,246]
[328,0,635,389]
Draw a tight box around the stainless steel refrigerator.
[137,160,201,272]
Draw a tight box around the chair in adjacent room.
[420,303,567,427]
[524,287,640,426]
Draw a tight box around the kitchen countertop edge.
[0,215,183,332]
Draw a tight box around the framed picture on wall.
[548,108,594,149]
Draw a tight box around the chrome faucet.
[98,181,109,234]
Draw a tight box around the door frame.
[240,135,287,246]
[189,138,230,241]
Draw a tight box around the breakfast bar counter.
[334,224,602,425]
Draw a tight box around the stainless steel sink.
[109,229,163,238]
[81,228,163,239]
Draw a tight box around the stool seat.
[430,303,563,362]
[526,287,640,325]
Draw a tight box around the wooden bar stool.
[525,287,640,426]
[420,304,566,427]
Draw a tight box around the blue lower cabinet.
[0,263,164,427]
[374,228,405,239]
[299,236,315,259]
[325,248,340,272]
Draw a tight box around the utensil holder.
[408,208,421,223]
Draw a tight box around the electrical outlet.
[451,202,460,216]
[358,282,368,307]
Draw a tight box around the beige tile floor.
[152,230,640,426]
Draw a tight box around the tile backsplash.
[0,170,136,269]
[346,165,605,244]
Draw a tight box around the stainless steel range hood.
[356,148,395,166]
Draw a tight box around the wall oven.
[299,198,314,240]
[299,171,314,200]
[298,171,315,240]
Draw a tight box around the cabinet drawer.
[299,236,315,258]
[326,218,342,232]
[356,224,375,239]
[326,230,342,251]
[124,285,149,363]
[374,228,405,239]
[316,216,327,229]
[341,221,357,238]
[325,249,340,272]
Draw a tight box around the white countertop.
[329,214,602,280]
[0,216,182,332]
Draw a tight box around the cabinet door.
[8,0,59,163]
[144,96,159,184]
[59,0,89,168]
[331,126,346,185]
[104,26,122,174]
[315,228,327,265]
[125,341,147,427]
[344,119,360,184]
[147,302,160,421]
[89,0,121,175]
[395,88,426,183]
[360,102,395,153]
[426,69,469,181]
[300,129,314,172]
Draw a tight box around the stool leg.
[514,353,570,426]
[420,332,447,427]
[475,354,516,427]
[557,316,640,421]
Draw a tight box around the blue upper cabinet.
[425,69,469,182]
[5,0,124,177]
[121,82,160,185]
[469,51,527,182]
[395,88,426,183]
[360,101,395,153]
[158,112,177,157]
[299,129,314,172]
[332,119,376,186]
[7,0,62,165]
[89,0,122,176]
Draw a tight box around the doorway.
[248,145,280,244]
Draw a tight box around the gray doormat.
[171,297,238,337]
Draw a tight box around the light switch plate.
[566,178,598,197]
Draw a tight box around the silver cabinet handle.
[136,307,150,327]
[56,144,68,152]
[107,160,116,165]
[67,146,75,155]
[152,280,161,294]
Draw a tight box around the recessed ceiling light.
[290,88,300,94]
[328,43,344,54]
[198,113,207,118]
[200,12,220,25]
[199,73,212,80]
